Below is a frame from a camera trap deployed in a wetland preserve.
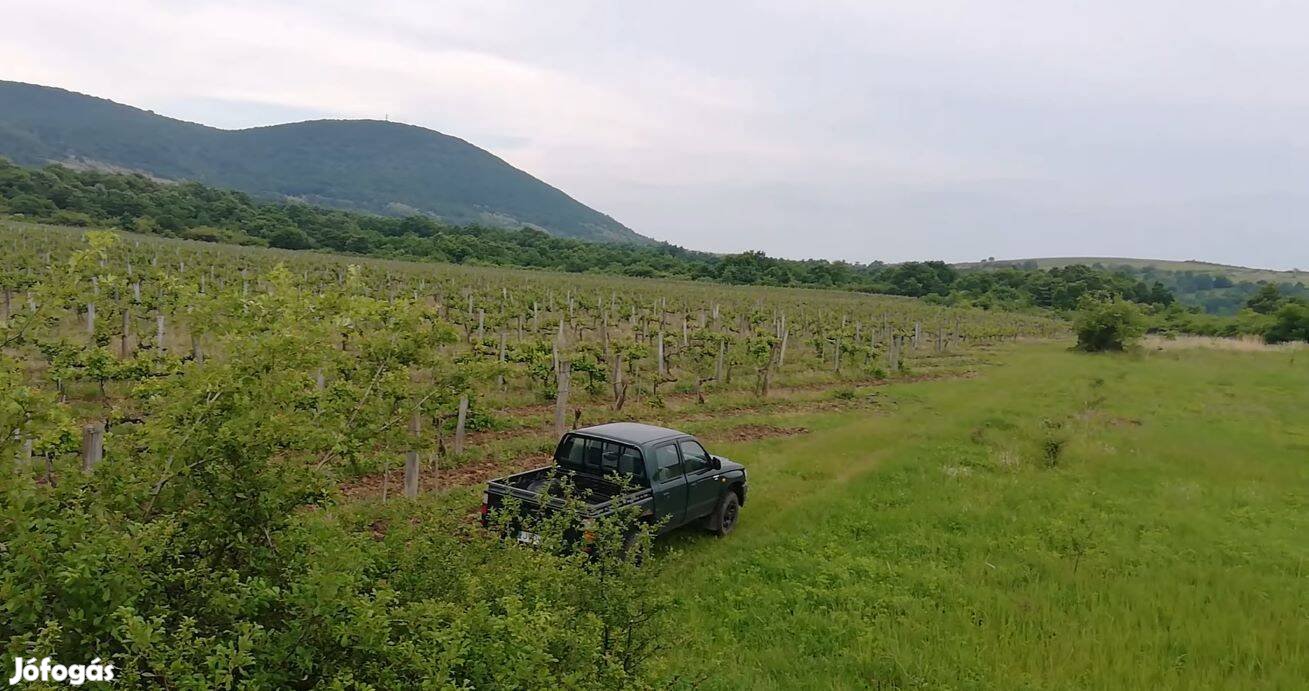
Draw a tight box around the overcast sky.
[5,1,1308,268]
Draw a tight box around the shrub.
[1042,436,1067,467]
[831,387,857,400]
[269,226,313,250]
[1074,298,1145,352]
[1263,301,1309,344]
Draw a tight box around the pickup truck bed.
[487,466,654,518]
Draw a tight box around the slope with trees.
[0,80,646,243]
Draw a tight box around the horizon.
[13,79,1308,276]
[5,2,1309,270]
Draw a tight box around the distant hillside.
[958,257,1308,284]
[0,80,648,244]
[959,257,1309,315]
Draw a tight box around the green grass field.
[653,343,1308,689]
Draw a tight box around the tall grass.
[655,343,1309,689]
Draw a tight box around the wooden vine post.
[121,308,132,358]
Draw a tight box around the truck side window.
[652,443,684,483]
[618,446,647,485]
[679,440,711,473]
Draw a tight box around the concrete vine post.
[404,411,421,499]
[555,361,572,438]
[81,422,105,472]
[497,331,507,389]
[611,351,626,410]
[454,394,469,455]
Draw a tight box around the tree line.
[1,158,1176,312]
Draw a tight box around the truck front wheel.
[711,492,740,536]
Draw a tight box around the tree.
[268,226,313,250]
[1247,284,1284,314]
[1264,301,1309,344]
[1074,298,1145,352]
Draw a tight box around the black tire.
[711,492,741,536]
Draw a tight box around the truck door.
[650,442,687,528]
[679,439,720,520]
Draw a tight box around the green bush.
[1074,298,1146,352]
[1264,301,1309,344]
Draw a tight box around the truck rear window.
[556,435,647,486]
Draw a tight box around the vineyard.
[0,220,1072,687]
[3,221,1305,689]
[1,220,1064,495]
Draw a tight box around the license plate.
[517,530,541,545]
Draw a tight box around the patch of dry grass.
[1143,334,1305,352]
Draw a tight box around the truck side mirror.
[711,456,722,470]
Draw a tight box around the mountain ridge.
[0,80,650,244]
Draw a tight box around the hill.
[959,257,1308,284]
[959,256,1309,314]
[0,80,648,244]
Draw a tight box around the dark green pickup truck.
[481,423,748,541]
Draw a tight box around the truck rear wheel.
[711,492,740,536]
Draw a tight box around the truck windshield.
[555,435,648,487]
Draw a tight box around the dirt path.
[335,368,982,501]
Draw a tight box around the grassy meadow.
[652,342,1308,689]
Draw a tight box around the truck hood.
[714,456,745,474]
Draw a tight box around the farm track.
[470,351,991,434]
[337,366,982,500]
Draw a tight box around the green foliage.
[0,158,1176,309]
[0,250,663,687]
[1147,303,1274,339]
[1074,298,1146,352]
[1070,261,1309,316]
[1246,283,1285,314]
[1263,301,1309,344]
